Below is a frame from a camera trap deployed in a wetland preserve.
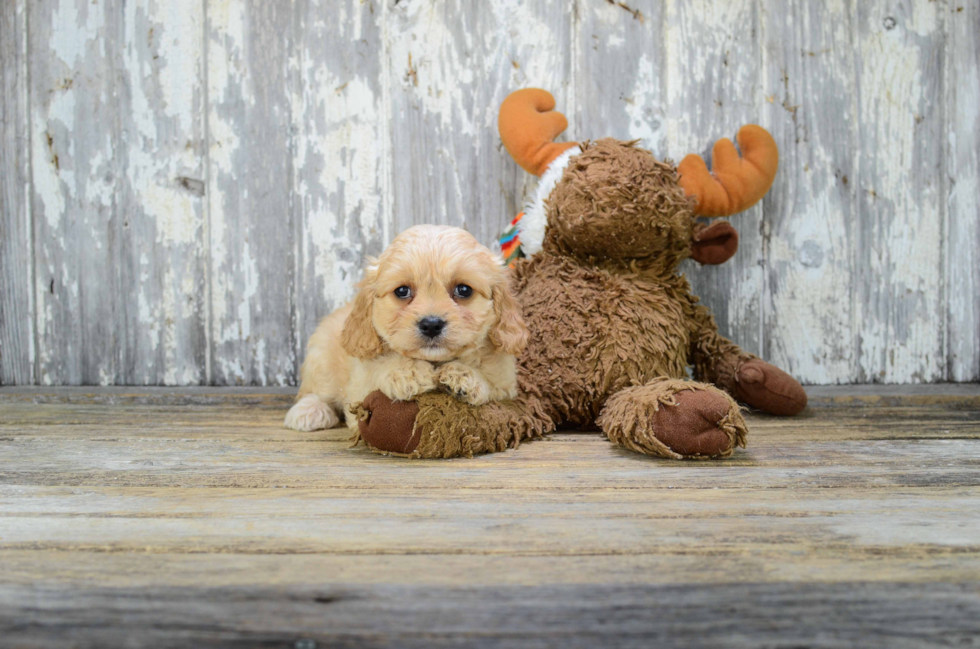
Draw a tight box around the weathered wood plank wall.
[1,0,977,386]
[946,1,980,382]
[24,0,209,386]
[1,0,34,385]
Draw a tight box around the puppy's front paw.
[437,363,491,406]
[284,394,339,431]
[379,360,437,402]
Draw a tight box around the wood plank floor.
[1,386,979,648]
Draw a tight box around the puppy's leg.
[373,356,437,402]
[475,352,519,402]
[439,352,518,405]
[285,394,339,431]
[285,305,352,431]
[437,362,491,405]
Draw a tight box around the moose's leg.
[689,305,807,416]
[351,391,553,459]
[597,378,747,459]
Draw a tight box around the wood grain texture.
[2,0,979,386]
[2,478,979,551]
[760,0,858,384]
[28,0,208,386]
[573,0,668,156]
[386,0,572,247]
[666,0,765,357]
[206,1,297,386]
[3,383,979,407]
[290,0,387,369]
[854,1,944,383]
[0,389,978,645]
[2,582,977,649]
[945,2,980,382]
[0,0,33,385]
[4,545,980,589]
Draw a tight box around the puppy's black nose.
[417,316,446,339]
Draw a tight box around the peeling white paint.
[388,3,478,138]
[207,0,248,382]
[946,2,980,381]
[856,1,943,382]
[767,188,855,384]
[10,0,976,387]
[144,181,201,246]
[154,4,201,136]
[49,0,103,67]
[234,238,258,346]
[624,53,667,152]
[31,112,66,228]
[26,0,208,386]
[665,0,766,359]
[758,0,858,385]
[124,2,204,248]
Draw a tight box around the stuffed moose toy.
[353,88,807,459]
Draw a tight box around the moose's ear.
[691,221,739,265]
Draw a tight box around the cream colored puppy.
[284,225,528,432]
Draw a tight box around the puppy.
[284,225,528,432]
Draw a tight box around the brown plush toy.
[354,88,807,460]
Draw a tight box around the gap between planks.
[1,384,979,407]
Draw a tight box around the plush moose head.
[498,89,778,273]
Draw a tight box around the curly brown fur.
[687,301,756,393]
[598,378,748,459]
[543,139,695,271]
[410,393,551,459]
[512,253,694,427]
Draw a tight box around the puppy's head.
[341,225,528,362]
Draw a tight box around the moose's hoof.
[357,391,421,454]
[646,389,739,457]
[599,380,747,459]
[735,359,807,416]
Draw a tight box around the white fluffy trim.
[519,146,581,256]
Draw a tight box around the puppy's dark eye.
[394,286,412,299]
[453,284,473,299]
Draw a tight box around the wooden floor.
[1,386,979,648]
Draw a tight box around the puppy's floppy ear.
[489,277,528,356]
[341,275,386,359]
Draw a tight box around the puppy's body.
[285,225,527,433]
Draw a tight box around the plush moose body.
[353,89,807,459]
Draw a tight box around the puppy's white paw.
[379,360,437,401]
[284,394,339,431]
[438,363,491,406]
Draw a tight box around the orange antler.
[498,89,578,176]
[677,125,779,217]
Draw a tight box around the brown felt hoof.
[734,359,807,416]
[598,379,747,460]
[357,391,421,454]
[647,390,737,457]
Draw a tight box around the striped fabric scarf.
[498,212,525,267]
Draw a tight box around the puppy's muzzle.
[417,316,446,339]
